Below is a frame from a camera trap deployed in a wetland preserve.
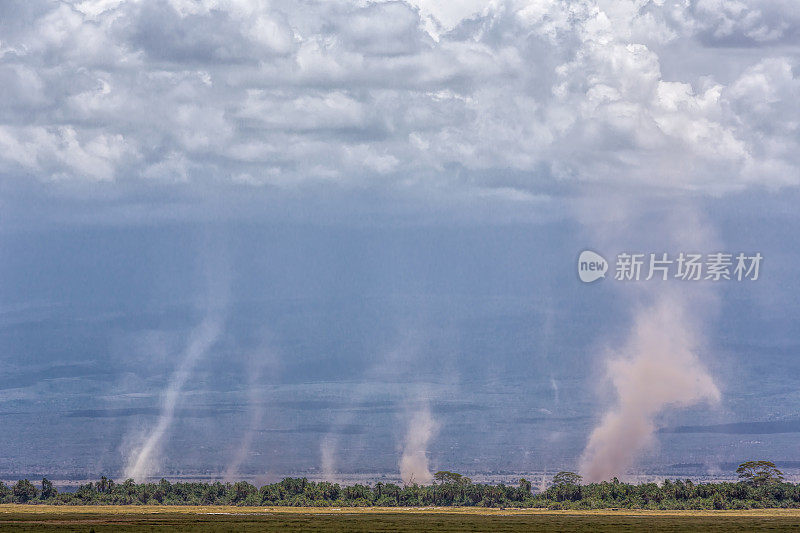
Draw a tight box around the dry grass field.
[2,505,800,532]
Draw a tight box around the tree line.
[1,461,795,509]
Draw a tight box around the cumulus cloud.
[664,0,800,47]
[0,0,797,203]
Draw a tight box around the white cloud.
[0,0,797,199]
[666,0,800,46]
[0,125,131,181]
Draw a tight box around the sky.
[0,0,799,483]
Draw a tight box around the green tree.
[40,478,57,500]
[97,476,114,494]
[736,461,784,486]
[434,471,464,484]
[552,471,582,486]
[519,478,532,494]
[229,481,257,504]
[12,479,38,503]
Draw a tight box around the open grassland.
[2,506,800,532]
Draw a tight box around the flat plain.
[2,505,800,532]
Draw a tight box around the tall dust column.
[575,198,724,482]
[579,293,720,482]
[125,316,225,480]
[399,404,437,485]
[125,233,230,481]
[223,342,278,481]
[318,333,443,485]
